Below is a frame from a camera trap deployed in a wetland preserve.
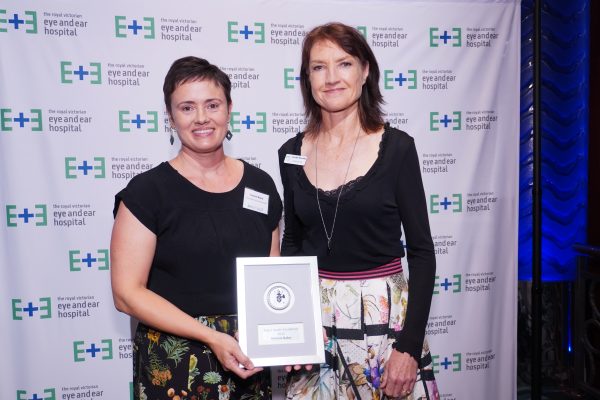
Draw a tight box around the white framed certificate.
[236,256,325,367]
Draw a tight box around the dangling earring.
[226,130,233,141]
[169,130,175,145]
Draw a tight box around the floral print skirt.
[133,315,270,400]
[286,271,439,400]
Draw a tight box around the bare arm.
[110,202,261,378]
[270,227,281,256]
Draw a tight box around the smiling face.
[308,40,369,117]
[169,79,232,155]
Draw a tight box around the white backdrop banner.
[0,1,520,399]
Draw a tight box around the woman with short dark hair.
[111,56,281,400]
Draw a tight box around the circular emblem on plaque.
[264,283,294,313]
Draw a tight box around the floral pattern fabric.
[286,272,439,400]
[133,315,270,400]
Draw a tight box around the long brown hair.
[300,22,385,135]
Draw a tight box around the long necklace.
[314,127,361,253]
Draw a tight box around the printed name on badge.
[243,187,269,215]
[284,154,307,166]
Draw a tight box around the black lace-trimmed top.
[278,124,435,362]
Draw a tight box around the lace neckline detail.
[294,124,391,204]
[318,175,365,197]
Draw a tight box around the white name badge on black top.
[243,187,269,215]
[283,154,307,166]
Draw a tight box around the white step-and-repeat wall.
[0,1,519,399]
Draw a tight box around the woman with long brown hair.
[279,23,439,399]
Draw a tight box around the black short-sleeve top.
[113,160,282,316]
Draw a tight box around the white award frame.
[236,256,325,367]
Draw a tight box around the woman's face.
[169,79,232,155]
[308,40,368,115]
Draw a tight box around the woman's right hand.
[207,331,264,379]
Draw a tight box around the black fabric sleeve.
[113,174,159,234]
[392,136,436,364]
[278,143,303,255]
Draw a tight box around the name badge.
[284,154,307,166]
[243,187,269,215]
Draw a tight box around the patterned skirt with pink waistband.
[286,259,439,400]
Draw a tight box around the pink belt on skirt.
[318,257,402,280]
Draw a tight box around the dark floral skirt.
[133,315,270,400]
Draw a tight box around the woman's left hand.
[380,350,417,398]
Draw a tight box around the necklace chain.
[315,127,361,252]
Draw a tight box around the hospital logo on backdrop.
[42,11,89,37]
[421,69,457,91]
[433,234,458,256]
[118,338,134,361]
[61,386,106,400]
[230,112,267,133]
[228,21,265,43]
[16,389,56,400]
[69,249,110,272]
[284,68,300,89]
[221,66,261,90]
[107,63,151,87]
[58,295,101,319]
[370,26,408,49]
[6,204,47,227]
[430,111,462,131]
[47,109,92,133]
[160,17,202,42]
[383,69,417,90]
[271,112,306,135]
[429,194,462,214]
[465,349,496,371]
[0,10,37,33]
[60,62,102,84]
[65,157,106,179]
[73,339,113,362]
[465,272,497,293]
[119,111,159,132]
[386,113,409,128]
[432,353,462,373]
[466,191,498,213]
[0,108,43,132]
[421,153,457,175]
[12,297,52,320]
[429,27,462,47]
[434,274,462,295]
[465,110,497,132]
[115,16,155,39]
[270,23,307,46]
[356,26,367,38]
[465,27,500,48]
[53,204,97,228]
[111,157,153,180]
[426,314,457,337]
